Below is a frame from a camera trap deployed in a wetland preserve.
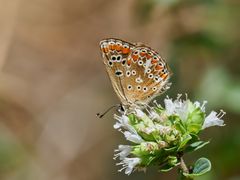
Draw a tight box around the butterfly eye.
[143,87,148,92]
[126,70,131,77]
[148,74,153,79]
[131,70,137,76]
[127,85,132,90]
[138,60,143,66]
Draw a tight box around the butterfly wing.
[100,38,135,105]
[99,38,171,107]
[121,46,171,106]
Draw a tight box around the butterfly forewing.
[99,38,171,107]
[100,38,135,105]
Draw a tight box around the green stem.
[178,157,194,180]
[180,157,189,174]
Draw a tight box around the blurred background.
[0,0,239,179]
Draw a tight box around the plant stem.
[180,157,189,174]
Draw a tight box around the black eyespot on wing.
[122,60,126,65]
[115,71,122,76]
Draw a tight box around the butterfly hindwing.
[122,46,171,105]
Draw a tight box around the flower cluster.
[113,94,225,176]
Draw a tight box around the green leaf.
[164,146,178,152]
[154,107,164,114]
[160,156,179,172]
[193,158,211,174]
[141,155,156,166]
[184,141,210,153]
[167,156,179,166]
[160,164,174,172]
[178,134,192,151]
[174,119,187,134]
[128,114,137,124]
[183,157,211,178]
[186,108,205,134]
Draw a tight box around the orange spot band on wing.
[116,45,122,51]
[112,44,117,51]
[146,54,152,59]
[161,74,168,80]
[151,59,158,64]
[127,59,131,66]
[109,45,114,51]
[122,48,130,54]
[155,65,163,71]
[102,47,109,53]
[140,52,146,57]
[132,55,139,61]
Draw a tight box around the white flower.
[164,98,176,115]
[114,115,137,134]
[124,131,144,144]
[114,145,132,160]
[202,110,226,129]
[174,100,188,121]
[135,109,145,118]
[194,100,207,112]
[164,95,189,120]
[117,157,141,175]
[149,110,162,121]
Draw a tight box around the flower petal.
[202,111,225,129]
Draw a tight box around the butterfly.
[99,38,172,114]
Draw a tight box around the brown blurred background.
[0,0,239,179]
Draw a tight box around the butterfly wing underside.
[100,38,171,107]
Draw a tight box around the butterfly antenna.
[96,105,118,118]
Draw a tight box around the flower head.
[113,94,225,175]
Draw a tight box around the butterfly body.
[100,38,171,109]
